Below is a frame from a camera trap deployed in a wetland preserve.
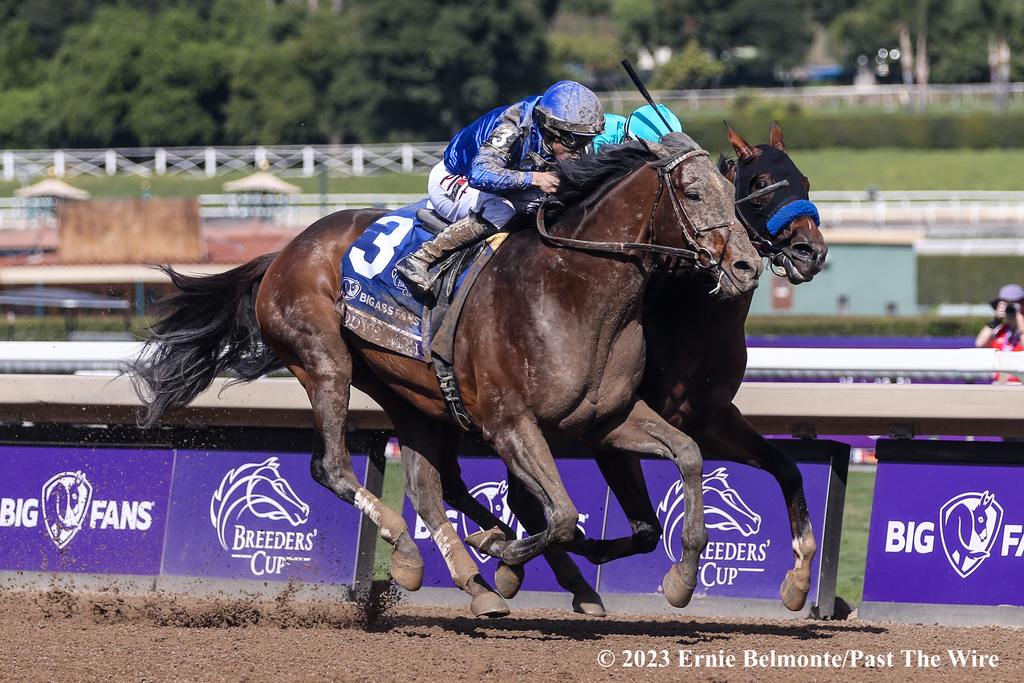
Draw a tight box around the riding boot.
[396,213,496,294]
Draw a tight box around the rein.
[534,148,729,269]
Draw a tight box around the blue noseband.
[766,199,819,236]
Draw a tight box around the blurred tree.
[650,39,725,89]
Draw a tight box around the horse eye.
[755,178,770,189]
[685,191,701,202]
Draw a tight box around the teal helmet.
[625,104,682,143]
[591,113,627,153]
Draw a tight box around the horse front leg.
[587,399,707,609]
[465,416,581,568]
[692,403,816,612]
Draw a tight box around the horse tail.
[130,252,283,427]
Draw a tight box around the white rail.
[0,342,1020,380]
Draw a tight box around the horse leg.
[259,303,422,591]
[571,452,662,565]
[503,475,606,616]
[692,403,816,611]
[587,399,706,609]
[434,450,526,600]
[396,414,509,618]
[466,417,579,568]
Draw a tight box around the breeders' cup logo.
[41,471,93,550]
[883,489,1023,579]
[657,467,769,588]
[413,479,589,565]
[210,457,317,577]
[939,491,1003,578]
[341,277,362,300]
[391,268,412,298]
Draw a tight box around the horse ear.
[724,121,756,161]
[722,159,737,183]
[769,121,786,151]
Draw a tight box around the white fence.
[1,143,448,181]
[1,342,1020,381]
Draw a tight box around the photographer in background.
[976,283,1024,384]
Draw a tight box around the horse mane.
[717,153,735,176]
[550,133,703,221]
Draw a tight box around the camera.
[1008,303,1020,318]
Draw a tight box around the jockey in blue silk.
[591,104,683,153]
[396,80,605,294]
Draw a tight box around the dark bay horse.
[132,138,762,617]
[444,123,829,615]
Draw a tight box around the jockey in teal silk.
[592,104,682,152]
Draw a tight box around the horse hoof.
[494,562,525,599]
[780,570,810,612]
[662,564,696,608]
[471,591,510,618]
[465,527,506,558]
[572,591,607,617]
[390,545,424,592]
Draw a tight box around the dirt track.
[0,586,1020,682]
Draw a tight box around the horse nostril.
[733,259,756,277]
[790,242,817,260]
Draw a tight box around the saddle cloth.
[340,199,503,361]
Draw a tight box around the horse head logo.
[460,480,519,564]
[656,466,762,562]
[702,467,762,537]
[41,471,93,550]
[939,490,1003,579]
[341,277,362,300]
[210,457,310,551]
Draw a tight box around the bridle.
[733,177,794,277]
[535,148,733,274]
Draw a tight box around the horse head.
[720,122,827,284]
[649,133,764,297]
[701,467,761,537]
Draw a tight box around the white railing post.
[255,146,267,169]
[205,147,217,177]
[302,146,315,176]
[352,145,364,176]
[401,144,414,173]
[155,148,167,175]
[53,150,65,177]
[105,149,117,176]
[1,151,12,181]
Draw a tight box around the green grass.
[836,468,876,607]
[2,148,1023,198]
[373,457,407,580]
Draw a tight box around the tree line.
[0,0,1021,148]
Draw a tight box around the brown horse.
[132,137,763,617]
[443,123,829,615]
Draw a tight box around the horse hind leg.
[399,419,508,617]
[260,299,423,591]
[436,453,525,600]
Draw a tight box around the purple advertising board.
[598,458,831,603]
[403,456,607,592]
[863,450,1024,609]
[0,445,173,575]
[161,450,367,584]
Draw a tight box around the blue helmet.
[534,80,605,136]
[625,104,682,143]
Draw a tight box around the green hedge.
[918,256,1024,307]
[0,316,149,341]
[684,107,1024,150]
[746,315,985,337]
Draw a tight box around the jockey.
[396,80,605,294]
[591,104,683,153]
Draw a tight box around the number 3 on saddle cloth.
[340,199,508,367]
